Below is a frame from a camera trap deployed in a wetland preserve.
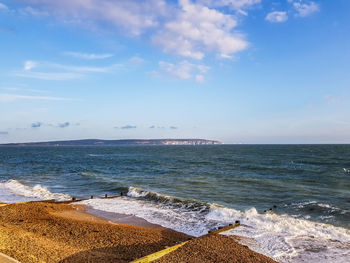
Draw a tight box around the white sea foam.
[87,154,101,157]
[2,181,348,262]
[79,186,350,263]
[81,197,210,236]
[287,200,347,215]
[0,179,71,202]
[212,206,350,263]
[127,186,149,198]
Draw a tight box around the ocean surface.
[0,145,349,262]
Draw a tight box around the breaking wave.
[80,186,350,263]
[0,179,71,202]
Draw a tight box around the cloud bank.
[149,125,179,129]
[57,122,70,128]
[19,0,256,60]
[114,125,137,129]
[30,122,74,129]
[31,122,42,128]
[153,0,248,59]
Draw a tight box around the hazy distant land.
[1,139,223,146]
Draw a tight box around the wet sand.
[0,201,276,263]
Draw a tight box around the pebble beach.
[0,201,276,263]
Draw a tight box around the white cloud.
[14,71,84,81]
[324,96,341,104]
[24,60,36,71]
[153,0,248,59]
[198,0,261,10]
[129,56,145,64]
[47,62,121,73]
[0,2,8,10]
[22,0,249,60]
[292,1,320,17]
[159,61,192,79]
[195,75,205,82]
[0,93,73,103]
[21,6,49,16]
[64,51,114,60]
[266,11,288,23]
[158,60,209,82]
[21,0,168,36]
[2,87,48,93]
[16,60,123,80]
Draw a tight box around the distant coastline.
[0,139,223,146]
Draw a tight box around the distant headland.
[1,139,223,146]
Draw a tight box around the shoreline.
[0,201,277,263]
[84,206,167,230]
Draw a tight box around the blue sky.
[0,0,349,144]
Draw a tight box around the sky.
[0,0,349,144]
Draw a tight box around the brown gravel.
[155,234,277,263]
[0,202,277,263]
[0,202,189,263]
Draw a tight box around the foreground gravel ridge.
[0,202,276,263]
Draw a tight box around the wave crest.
[128,186,212,213]
[0,179,71,202]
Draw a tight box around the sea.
[0,145,349,262]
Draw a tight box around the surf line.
[0,194,122,207]
[131,221,241,263]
